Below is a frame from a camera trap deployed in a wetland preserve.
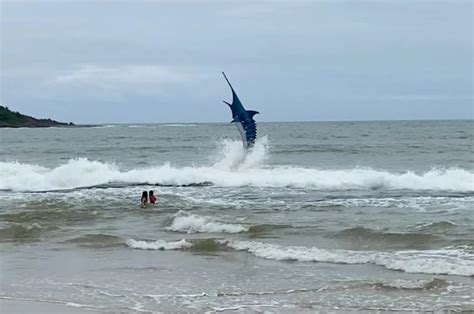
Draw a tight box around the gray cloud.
[50,64,199,87]
[1,1,472,123]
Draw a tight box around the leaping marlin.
[222,72,259,148]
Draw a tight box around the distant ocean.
[0,120,473,312]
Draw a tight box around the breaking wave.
[221,240,474,277]
[0,139,472,192]
[164,212,289,235]
[124,237,473,276]
[166,212,248,234]
[126,239,192,250]
[126,238,229,252]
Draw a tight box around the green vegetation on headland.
[0,106,74,128]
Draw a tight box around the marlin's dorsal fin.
[223,101,236,118]
[246,110,259,119]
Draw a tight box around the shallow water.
[0,121,473,311]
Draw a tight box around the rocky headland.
[0,106,74,128]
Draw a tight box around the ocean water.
[0,120,473,312]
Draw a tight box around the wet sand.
[0,298,101,314]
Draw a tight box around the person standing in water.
[140,191,148,208]
[149,190,157,204]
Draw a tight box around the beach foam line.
[220,240,474,277]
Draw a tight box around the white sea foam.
[126,239,191,250]
[319,197,474,212]
[166,212,248,234]
[221,240,474,277]
[0,139,473,192]
[0,159,120,191]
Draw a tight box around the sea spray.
[211,137,269,170]
[211,139,246,170]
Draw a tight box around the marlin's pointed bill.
[222,72,259,148]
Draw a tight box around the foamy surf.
[221,240,474,277]
[126,239,192,250]
[126,237,474,276]
[1,143,472,192]
[166,212,248,234]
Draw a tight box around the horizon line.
[75,118,473,125]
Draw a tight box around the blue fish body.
[222,72,259,148]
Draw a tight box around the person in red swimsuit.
[149,190,157,204]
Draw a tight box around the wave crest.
[124,236,473,276]
[166,212,248,234]
[221,240,474,277]
[0,139,472,192]
[126,239,192,250]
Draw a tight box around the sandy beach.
[0,298,102,314]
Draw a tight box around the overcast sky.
[1,0,472,123]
